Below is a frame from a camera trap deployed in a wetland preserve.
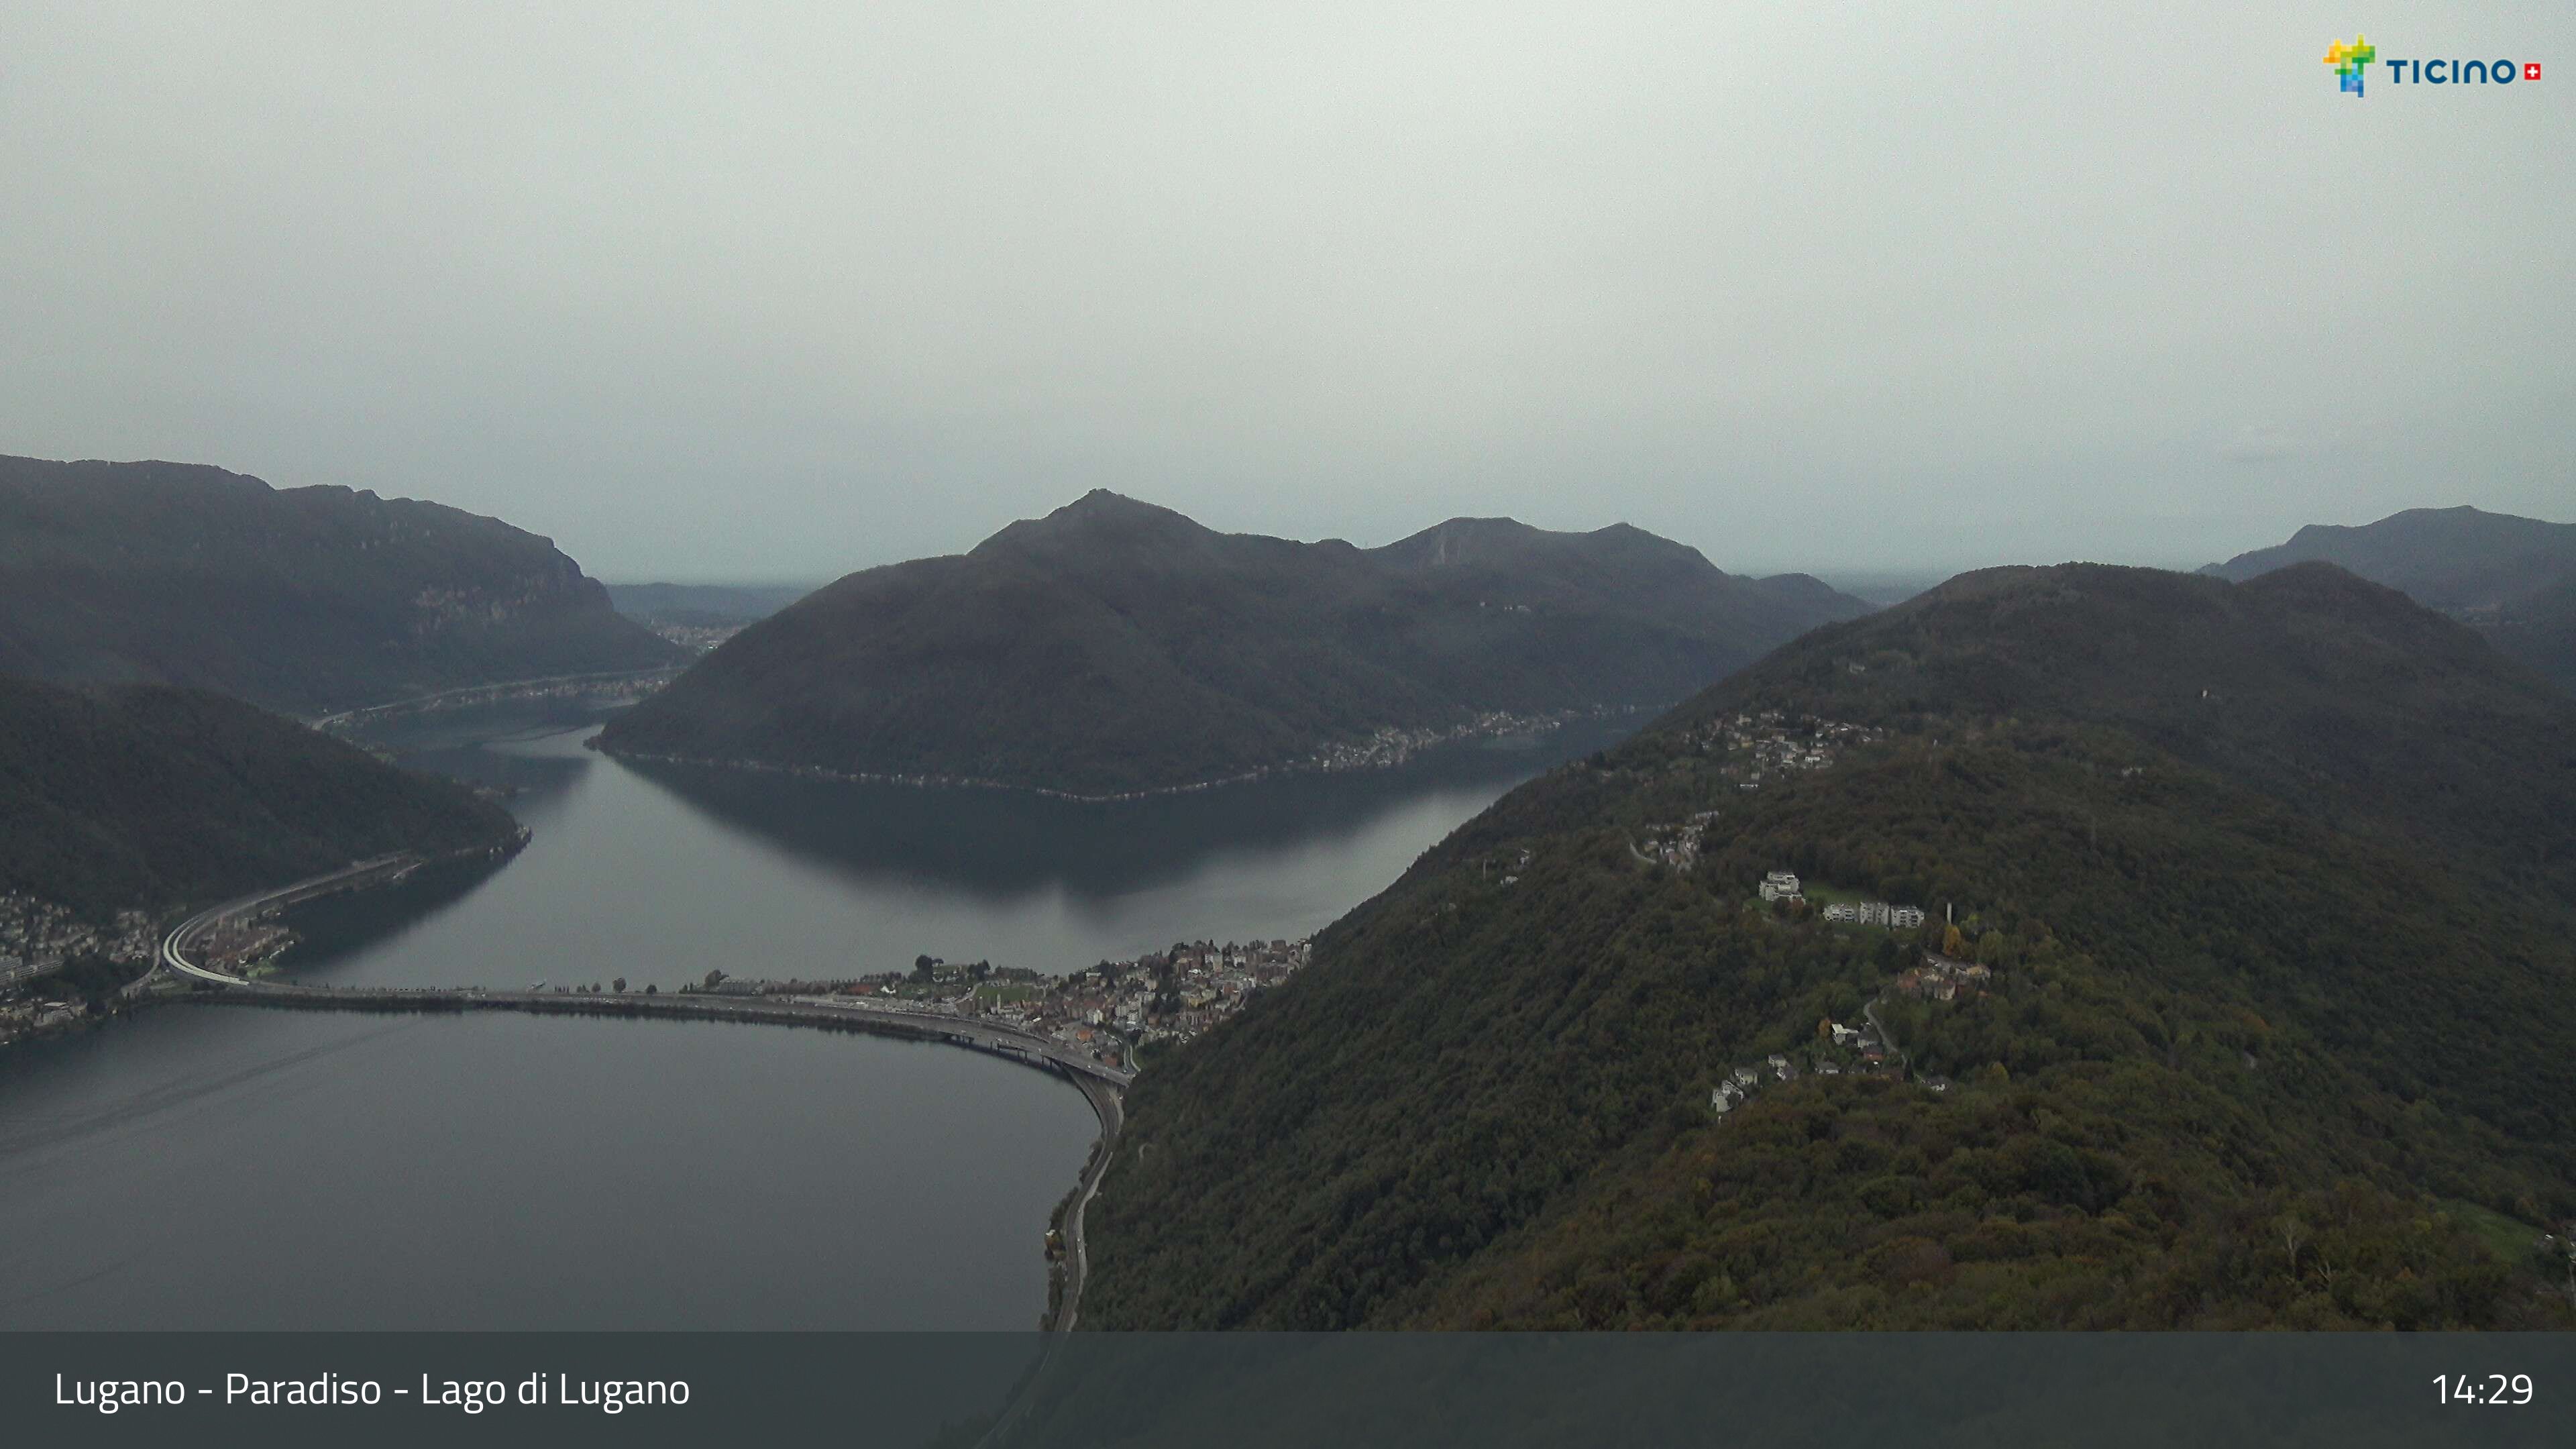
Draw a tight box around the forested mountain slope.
[0,676,519,920]
[596,492,1868,795]
[1081,564,2576,1330]
[0,454,681,715]
[2206,505,2576,694]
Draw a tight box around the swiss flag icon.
[2526,62,2542,80]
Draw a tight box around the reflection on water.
[618,728,1603,901]
[0,702,1630,1330]
[288,713,1629,991]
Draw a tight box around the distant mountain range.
[0,455,682,716]
[604,582,815,630]
[0,675,519,922]
[594,491,1872,796]
[2205,505,2576,693]
[1080,561,2576,1331]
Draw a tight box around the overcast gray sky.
[3,3,2567,583]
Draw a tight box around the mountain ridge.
[594,494,1871,796]
[0,675,521,923]
[0,453,684,716]
[2203,504,2576,692]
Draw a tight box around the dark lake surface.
[0,707,1628,1329]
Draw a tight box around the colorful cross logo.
[2324,36,2377,94]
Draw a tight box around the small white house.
[1759,869,1802,902]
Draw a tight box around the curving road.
[158,855,421,987]
[1053,1073,1124,1332]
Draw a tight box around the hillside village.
[1513,712,2010,1127]
[1631,711,1890,870]
[1713,867,1998,1118]
[1690,709,1888,792]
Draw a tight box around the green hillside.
[1081,564,2576,1330]
[2206,505,2576,694]
[0,676,520,920]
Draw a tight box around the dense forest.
[596,492,1866,795]
[0,453,681,716]
[0,676,519,919]
[1080,563,2576,1330]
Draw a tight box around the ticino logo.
[2324,34,2540,95]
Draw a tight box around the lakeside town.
[681,935,1316,1073]
[1,873,1318,1065]
[0,891,158,1042]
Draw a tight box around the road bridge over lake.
[178,979,1134,1090]
[151,861,1129,1328]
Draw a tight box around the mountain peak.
[1063,487,1154,515]
[971,491,1216,559]
[1379,517,1545,567]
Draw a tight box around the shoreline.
[0,831,527,1048]
[589,704,1646,804]
[178,983,1127,1332]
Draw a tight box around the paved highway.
[158,855,421,987]
[1054,1073,1124,1332]
[306,665,683,730]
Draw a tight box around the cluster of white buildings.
[1636,812,1721,872]
[818,936,1318,1069]
[1822,900,1927,929]
[1754,871,1925,929]
[1711,1051,1812,1114]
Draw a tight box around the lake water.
[0,708,1626,1329]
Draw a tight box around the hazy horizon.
[5,3,2567,582]
[13,448,2548,591]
